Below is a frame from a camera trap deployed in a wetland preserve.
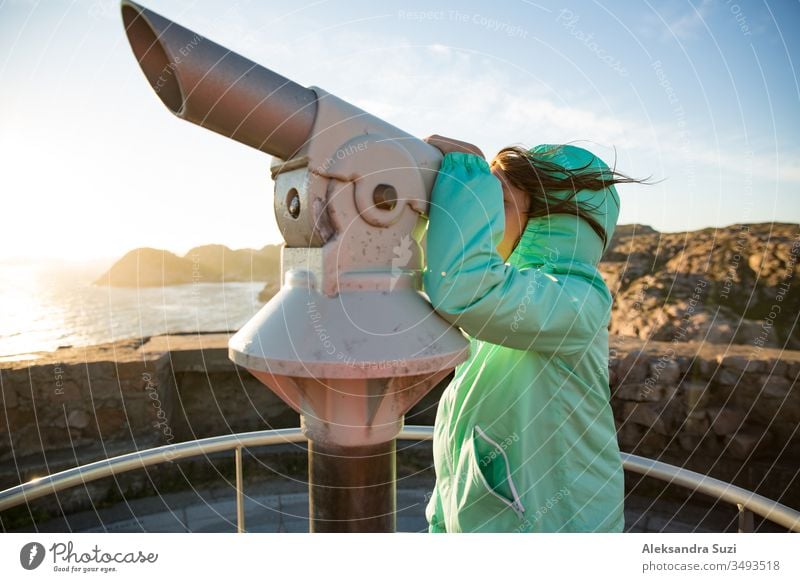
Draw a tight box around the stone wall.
[608,336,800,510]
[1,334,798,514]
[0,334,297,489]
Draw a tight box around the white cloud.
[647,0,715,42]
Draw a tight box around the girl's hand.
[424,134,484,159]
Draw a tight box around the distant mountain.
[95,244,281,287]
[185,244,281,282]
[599,222,800,348]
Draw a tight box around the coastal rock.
[95,244,281,288]
[599,223,800,349]
[257,280,281,303]
[94,247,199,287]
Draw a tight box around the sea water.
[0,260,265,359]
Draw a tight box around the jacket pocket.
[459,425,525,531]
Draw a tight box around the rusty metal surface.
[308,439,396,532]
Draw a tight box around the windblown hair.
[490,145,651,249]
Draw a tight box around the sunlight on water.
[0,261,266,357]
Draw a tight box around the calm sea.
[0,260,266,360]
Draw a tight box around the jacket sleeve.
[422,151,605,354]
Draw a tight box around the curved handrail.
[0,427,307,513]
[619,453,799,532]
[0,426,798,532]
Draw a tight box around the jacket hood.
[507,144,620,271]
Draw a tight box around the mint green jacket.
[423,146,625,533]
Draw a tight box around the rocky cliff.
[599,222,799,348]
[95,244,281,287]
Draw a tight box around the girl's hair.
[490,145,652,249]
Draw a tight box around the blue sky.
[1,0,798,260]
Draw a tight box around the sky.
[0,0,798,261]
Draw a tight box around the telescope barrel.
[121,0,317,160]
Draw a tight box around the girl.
[422,135,646,533]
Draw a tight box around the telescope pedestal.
[308,439,396,532]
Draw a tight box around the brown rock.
[1,409,33,433]
[649,359,681,384]
[724,431,763,460]
[706,407,746,436]
[258,280,281,303]
[748,252,764,274]
[52,381,82,402]
[88,377,122,399]
[717,354,766,374]
[608,366,618,387]
[681,381,710,411]
[615,423,645,449]
[684,413,710,435]
[744,397,786,425]
[622,402,668,435]
[763,358,788,377]
[678,433,703,452]
[716,368,742,386]
[617,350,649,383]
[762,377,793,399]
[674,355,693,375]
[787,361,800,380]
[770,421,800,444]
[90,361,119,382]
[40,427,70,449]
[613,382,663,402]
[96,408,127,435]
[66,409,90,430]
[2,387,18,409]
[28,365,57,396]
[120,399,148,430]
[697,357,718,377]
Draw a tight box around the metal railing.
[1,426,798,533]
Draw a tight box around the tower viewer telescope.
[121,0,469,532]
